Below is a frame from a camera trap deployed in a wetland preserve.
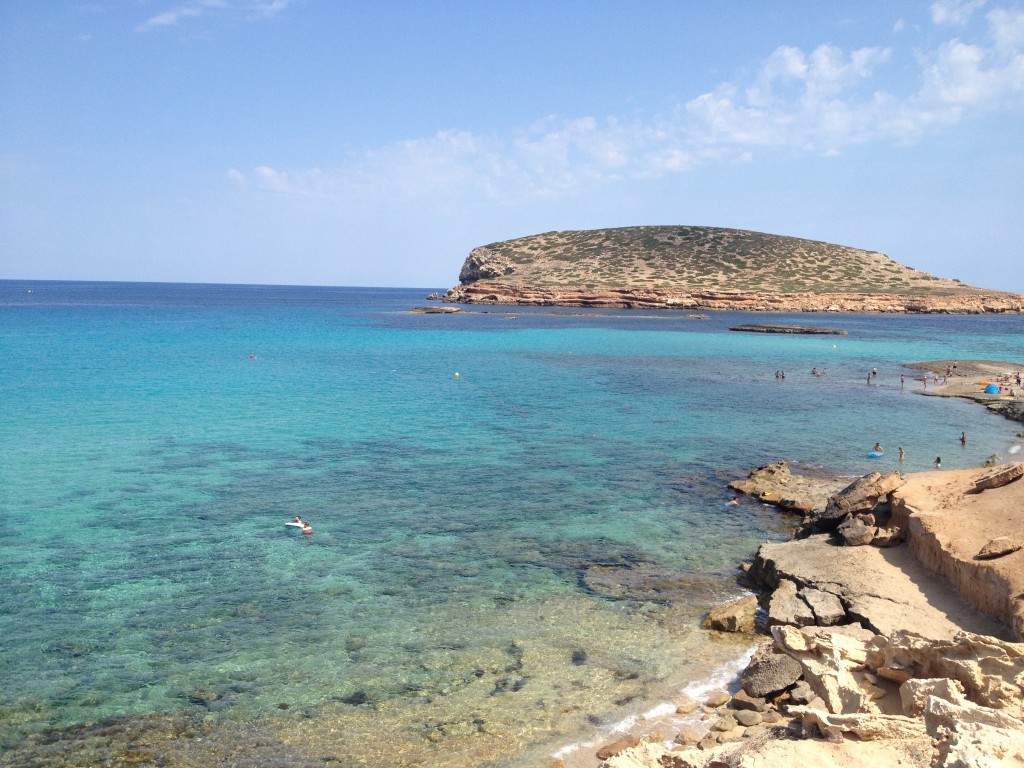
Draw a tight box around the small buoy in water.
[454,372,460,378]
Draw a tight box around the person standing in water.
[899,447,905,463]
[961,431,967,446]
[934,457,942,469]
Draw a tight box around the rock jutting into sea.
[729,324,848,335]
[589,461,1024,768]
[443,226,1024,314]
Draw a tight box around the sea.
[1,280,1022,767]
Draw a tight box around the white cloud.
[931,0,988,26]
[228,3,1024,204]
[136,0,290,32]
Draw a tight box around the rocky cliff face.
[443,227,1024,314]
[444,281,1024,313]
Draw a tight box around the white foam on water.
[550,646,756,761]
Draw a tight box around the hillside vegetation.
[457,226,975,295]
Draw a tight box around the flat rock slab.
[751,535,1009,641]
[729,461,850,514]
[973,462,1024,492]
[729,323,849,335]
[977,537,1023,560]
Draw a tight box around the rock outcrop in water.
[442,226,1024,314]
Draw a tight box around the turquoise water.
[1,281,1022,766]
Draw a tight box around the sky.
[1,1,1023,291]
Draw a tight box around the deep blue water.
[1,280,1022,766]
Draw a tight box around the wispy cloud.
[135,0,291,32]
[228,4,1024,204]
[930,0,988,26]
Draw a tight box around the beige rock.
[674,726,703,746]
[734,710,762,727]
[711,714,738,732]
[596,734,642,760]
[800,587,846,625]
[703,594,758,633]
[889,467,1024,640]
[867,631,1024,716]
[977,536,1023,560]
[768,578,815,627]
[790,706,928,741]
[973,462,1024,492]
[704,690,730,707]
[771,625,875,715]
[674,695,700,714]
[899,677,966,716]
[729,690,766,712]
[936,719,1024,768]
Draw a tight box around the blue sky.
[2,1,1023,291]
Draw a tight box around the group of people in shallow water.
[872,432,965,470]
[293,515,313,535]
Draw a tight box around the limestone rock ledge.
[891,466,1024,641]
[444,282,1024,314]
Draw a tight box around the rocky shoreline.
[558,358,1024,768]
[581,459,1024,768]
[441,283,1024,314]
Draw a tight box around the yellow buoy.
[454,372,460,378]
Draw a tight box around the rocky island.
[442,226,1024,314]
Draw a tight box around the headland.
[440,226,1024,314]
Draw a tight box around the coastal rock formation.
[600,462,1024,768]
[729,324,848,335]
[702,594,758,633]
[817,471,905,530]
[727,461,849,515]
[890,468,1024,641]
[444,226,1024,314]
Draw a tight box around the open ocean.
[1,280,1022,767]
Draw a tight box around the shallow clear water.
[1,281,1021,766]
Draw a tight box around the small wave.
[550,646,755,761]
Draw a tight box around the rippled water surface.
[1,281,1021,766]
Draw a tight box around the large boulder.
[739,643,804,698]
[817,471,905,529]
[837,515,877,546]
[703,594,759,633]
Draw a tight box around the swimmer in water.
[873,443,883,454]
